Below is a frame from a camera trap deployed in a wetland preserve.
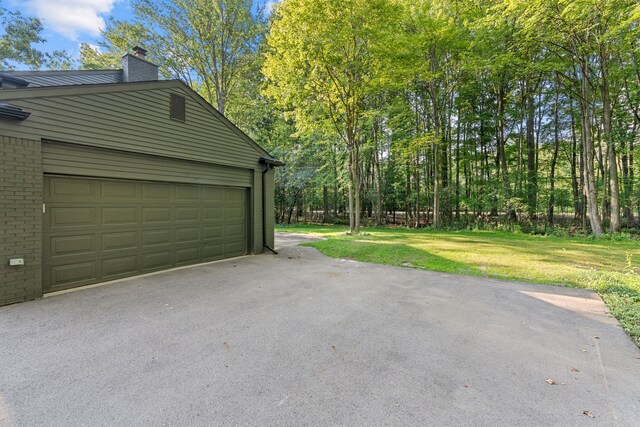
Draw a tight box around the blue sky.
[6,0,278,60]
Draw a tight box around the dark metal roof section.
[0,73,30,88]
[0,103,31,120]
[0,70,123,87]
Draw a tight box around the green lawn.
[276,224,640,346]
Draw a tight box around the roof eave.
[260,157,285,167]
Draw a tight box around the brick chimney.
[122,46,158,82]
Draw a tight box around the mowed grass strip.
[277,224,640,346]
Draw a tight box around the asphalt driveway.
[1,233,639,426]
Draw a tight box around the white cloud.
[25,0,120,40]
[265,0,281,16]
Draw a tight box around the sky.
[6,0,279,60]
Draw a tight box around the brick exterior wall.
[0,135,42,306]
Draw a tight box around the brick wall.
[0,135,42,306]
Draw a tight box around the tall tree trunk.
[526,79,537,218]
[600,50,620,232]
[333,142,338,220]
[323,185,330,223]
[496,80,515,221]
[580,59,604,234]
[621,137,631,224]
[570,101,580,220]
[415,154,420,228]
[455,111,462,221]
[548,81,560,226]
[608,142,620,232]
[354,146,361,233]
[348,152,355,233]
[374,148,383,227]
[433,141,440,227]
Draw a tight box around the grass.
[277,224,640,346]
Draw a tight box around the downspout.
[260,157,285,255]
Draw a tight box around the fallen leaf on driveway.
[546,379,557,385]
[571,368,580,372]
[582,410,594,418]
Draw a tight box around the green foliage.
[0,3,71,70]
[580,270,640,345]
[99,0,265,117]
[78,43,121,70]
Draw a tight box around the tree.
[0,3,71,70]
[78,43,121,70]
[99,0,265,116]
[264,0,399,233]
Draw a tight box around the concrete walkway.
[0,233,638,426]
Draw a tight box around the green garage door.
[43,175,247,292]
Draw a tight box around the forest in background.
[4,0,640,235]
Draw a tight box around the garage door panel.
[102,231,138,251]
[175,185,199,200]
[203,207,224,221]
[225,223,244,239]
[203,187,225,201]
[50,207,96,228]
[142,183,171,200]
[225,242,245,256]
[176,227,200,242]
[225,206,245,219]
[203,225,224,239]
[202,244,224,259]
[142,229,173,247]
[102,181,137,199]
[225,190,245,202]
[102,207,137,225]
[143,207,172,223]
[176,207,200,222]
[44,176,248,292]
[176,247,201,265]
[51,234,96,257]
[51,261,97,286]
[143,251,172,271]
[50,178,96,201]
[103,256,139,278]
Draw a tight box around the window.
[170,93,186,121]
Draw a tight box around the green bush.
[580,270,640,346]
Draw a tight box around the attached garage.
[0,50,282,306]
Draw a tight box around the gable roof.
[0,70,122,87]
[0,78,275,160]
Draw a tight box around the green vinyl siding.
[0,83,265,170]
[42,141,252,188]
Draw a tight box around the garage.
[43,176,247,292]
[0,51,282,306]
